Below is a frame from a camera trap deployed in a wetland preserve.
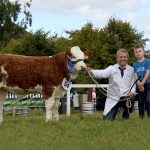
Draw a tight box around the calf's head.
[66,46,92,71]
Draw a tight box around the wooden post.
[88,88,92,102]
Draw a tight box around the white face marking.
[70,46,84,60]
[70,46,86,71]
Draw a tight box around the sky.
[19,0,150,49]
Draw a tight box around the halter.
[73,59,84,64]
[67,56,84,75]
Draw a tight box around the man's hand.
[128,92,138,98]
[83,67,92,74]
[121,92,137,100]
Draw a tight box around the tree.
[64,18,149,84]
[99,17,148,65]
[52,36,71,52]
[65,23,101,84]
[0,0,32,46]
[66,22,99,50]
[12,29,58,56]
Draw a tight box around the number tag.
[62,78,72,90]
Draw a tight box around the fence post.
[66,88,71,116]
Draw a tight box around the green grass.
[0,110,150,150]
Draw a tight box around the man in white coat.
[85,48,136,120]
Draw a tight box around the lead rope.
[126,98,132,114]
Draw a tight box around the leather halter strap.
[73,59,84,64]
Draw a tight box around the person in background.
[70,92,73,108]
[92,88,97,112]
[73,91,80,109]
[133,45,150,118]
[85,48,136,120]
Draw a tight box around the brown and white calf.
[0,46,92,122]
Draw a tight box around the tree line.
[0,0,149,85]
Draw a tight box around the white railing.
[5,84,108,115]
[66,84,108,116]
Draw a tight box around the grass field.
[0,110,150,150]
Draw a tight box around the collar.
[118,67,126,70]
[116,63,127,69]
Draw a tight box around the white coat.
[91,64,135,116]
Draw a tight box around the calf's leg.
[52,99,60,121]
[45,96,55,122]
[0,91,6,123]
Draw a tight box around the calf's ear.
[84,50,93,59]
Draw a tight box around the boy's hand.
[137,81,144,92]
[138,85,145,92]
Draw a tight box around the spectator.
[92,88,97,112]
[73,91,79,108]
[133,45,150,118]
